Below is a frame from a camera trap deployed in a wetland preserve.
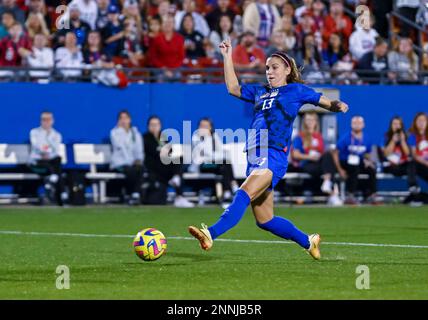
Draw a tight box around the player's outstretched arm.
[219,39,241,98]
[318,96,349,113]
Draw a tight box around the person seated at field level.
[332,115,378,204]
[143,116,194,208]
[291,112,342,206]
[191,117,239,204]
[381,116,419,193]
[407,112,428,192]
[29,111,67,205]
[110,110,144,205]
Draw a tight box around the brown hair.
[301,112,320,148]
[270,51,304,84]
[409,112,428,136]
[386,116,406,144]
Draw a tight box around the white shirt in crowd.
[349,26,379,60]
[191,132,227,165]
[26,47,54,78]
[29,126,62,164]
[110,126,144,169]
[69,0,98,30]
[55,47,83,78]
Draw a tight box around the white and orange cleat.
[188,223,213,251]
[306,233,321,260]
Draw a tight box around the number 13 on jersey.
[262,98,275,110]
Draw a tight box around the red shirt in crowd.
[148,32,185,68]
[0,34,32,67]
[322,14,353,49]
[232,44,266,66]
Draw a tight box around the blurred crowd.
[0,0,428,83]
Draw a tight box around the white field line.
[0,230,428,249]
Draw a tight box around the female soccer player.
[188,39,349,260]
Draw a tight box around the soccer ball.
[133,228,167,261]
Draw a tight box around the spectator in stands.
[117,17,144,66]
[395,0,420,37]
[381,116,418,193]
[349,15,379,61]
[0,23,31,77]
[148,15,185,80]
[322,0,353,50]
[209,14,237,58]
[29,111,66,205]
[122,0,143,38]
[322,32,346,67]
[0,0,25,26]
[143,116,195,207]
[311,0,326,31]
[206,0,235,31]
[280,15,298,53]
[232,30,265,71]
[191,117,239,203]
[332,115,377,204]
[265,30,295,57]
[0,10,15,39]
[175,0,210,37]
[296,33,328,83]
[20,33,54,80]
[54,3,91,48]
[232,0,253,35]
[110,110,144,205]
[242,0,282,48]
[179,13,206,60]
[55,31,84,79]
[101,5,123,58]
[332,51,360,84]
[143,15,161,51]
[27,0,51,31]
[295,12,318,49]
[291,112,342,206]
[356,37,392,84]
[388,37,419,83]
[295,0,313,21]
[83,30,111,65]
[68,0,98,30]
[153,0,171,21]
[408,112,428,189]
[95,0,110,30]
[25,12,50,40]
[281,1,298,25]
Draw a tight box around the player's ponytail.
[270,51,304,84]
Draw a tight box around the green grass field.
[0,205,427,299]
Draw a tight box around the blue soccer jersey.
[336,132,372,162]
[239,83,322,158]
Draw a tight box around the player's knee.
[240,185,258,201]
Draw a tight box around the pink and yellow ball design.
[133,228,167,261]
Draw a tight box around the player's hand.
[336,102,349,113]
[219,38,232,58]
